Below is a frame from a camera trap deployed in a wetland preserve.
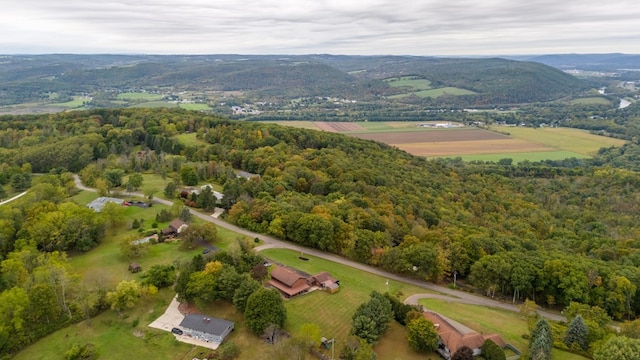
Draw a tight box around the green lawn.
[260,248,437,359]
[14,290,203,360]
[117,92,163,101]
[419,299,588,360]
[179,103,211,111]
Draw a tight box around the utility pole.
[453,270,458,288]
[331,338,335,360]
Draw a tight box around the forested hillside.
[1,107,640,324]
[0,54,587,108]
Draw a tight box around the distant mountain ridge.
[0,54,588,108]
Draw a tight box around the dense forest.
[4,107,640,356]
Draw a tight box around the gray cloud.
[2,0,639,54]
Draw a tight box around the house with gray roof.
[87,197,124,212]
[178,314,234,344]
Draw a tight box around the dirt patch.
[313,122,366,132]
[133,329,145,338]
[178,301,200,316]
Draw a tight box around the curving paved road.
[73,175,565,323]
[0,191,27,206]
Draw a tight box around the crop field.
[179,103,211,111]
[117,92,163,101]
[385,76,433,90]
[569,97,611,105]
[265,121,626,162]
[313,121,366,132]
[489,126,627,155]
[129,101,178,108]
[51,96,90,108]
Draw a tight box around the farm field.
[569,97,611,105]
[179,103,211,111]
[129,101,178,108]
[385,76,433,90]
[263,121,626,162]
[117,92,163,101]
[420,299,589,360]
[51,96,90,108]
[260,248,437,360]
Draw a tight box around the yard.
[14,290,203,360]
[259,248,438,359]
[419,299,589,360]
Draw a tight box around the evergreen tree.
[481,339,505,360]
[529,318,552,360]
[564,314,589,350]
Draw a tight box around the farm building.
[179,314,234,344]
[87,197,124,212]
[423,311,506,360]
[268,266,311,298]
[308,272,340,294]
[161,219,188,237]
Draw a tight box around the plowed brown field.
[351,129,508,144]
[313,122,366,132]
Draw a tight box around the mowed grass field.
[568,97,611,106]
[260,248,437,360]
[262,121,626,162]
[178,103,211,111]
[420,299,588,360]
[117,92,164,101]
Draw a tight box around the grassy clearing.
[129,101,178,108]
[173,133,209,147]
[51,97,90,108]
[419,299,588,360]
[489,126,627,155]
[385,77,433,90]
[413,87,477,98]
[569,97,611,105]
[389,87,476,99]
[179,103,211,111]
[260,120,323,130]
[117,92,163,101]
[260,248,437,359]
[450,151,589,164]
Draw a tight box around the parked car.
[202,248,211,254]
[171,327,183,335]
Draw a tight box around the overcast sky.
[2,0,639,55]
